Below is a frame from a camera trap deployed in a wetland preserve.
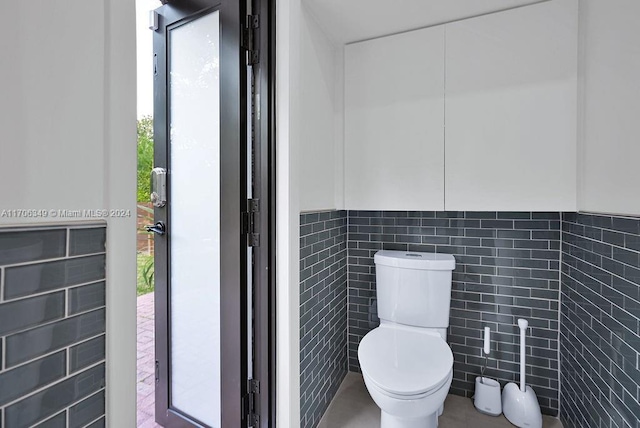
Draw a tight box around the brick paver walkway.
[137,292,162,428]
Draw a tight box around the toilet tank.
[374,250,455,328]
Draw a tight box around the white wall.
[578,0,640,215]
[277,0,301,425]
[277,0,347,425]
[298,7,344,212]
[0,0,137,426]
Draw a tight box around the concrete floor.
[137,295,563,428]
[318,372,563,428]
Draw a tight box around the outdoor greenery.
[137,116,154,202]
[137,116,155,296]
[137,253,155,296]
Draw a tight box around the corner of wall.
[276,0,302,425]
[104,0,138,426]
[575,0,587,213]
[334,46,346,211]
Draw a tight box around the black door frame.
[152,0,275,426]
[248,0,276,426]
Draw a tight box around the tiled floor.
[137,292,162,428]
[318,373,563,428]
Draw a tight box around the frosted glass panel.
[169,11,220,428]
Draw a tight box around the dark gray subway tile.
[482,239,514,248]
[0,225,107,425]
[612,217,640,235]
[68,281,106,315]
[514,220,551,230]
[436,212,465,218]
[346,211,561,415]
[369,217,394,226]
[625,233,640,252]
[84,416,105,428]
[497,230,531,239]
[396,218,420,226]
[69,335,105,373]
[464,212,497,219]
[532,231,560,240]
[612,247,640,268]
[532,212,560,220]
[32,412,67,428]
[561,213,640,428]
[301,212,319,224]
[0,291,65,336]
[465,228,497,238]
[5,309,105,367]
[68,390,105,428]
[299,211,347,427]
[4,255,106,300]
[481,220,514,229]
[0,230,66,266]
[0,351,66,406]
[421,218,450,227]
[467,247,497,257]
[69,228,106,256]
[497,248,531,259]
[450,237,481,247]
[514,239,549,249]
[4,363,105,427]
[497,212,532,219]
[531,250,559,260]
[422,236,450,245]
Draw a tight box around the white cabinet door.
[345,26,445,211]
[445,0,578,211]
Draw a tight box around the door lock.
[150,167,167,208]
[146,222,166,235]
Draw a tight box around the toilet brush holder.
[474,376,502,416]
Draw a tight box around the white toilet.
[358,250,456,428]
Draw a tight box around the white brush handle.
[518,319,528,392]
[483,327,491,355]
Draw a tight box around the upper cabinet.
[444,0,578,211]
[345,26,446,211]
[344,0,578,212]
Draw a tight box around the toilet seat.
[358,326,453,397]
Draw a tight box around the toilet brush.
[502,319,542,428]
[474,327,502,416]
[480,327,490,383]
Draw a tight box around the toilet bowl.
[358,324,454,428]
[357,250,456,428]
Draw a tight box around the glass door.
[151,1,248,426]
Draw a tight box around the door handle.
[146,222,166,235]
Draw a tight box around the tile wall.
[299,211,348,428]
[560,213,640,428]
[347,211,561,415]
[300,209,640,425]
[0,224,107,427]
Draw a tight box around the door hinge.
[243,14,260,65]
[155,361,160,383]
[244,199,260,247]
[247,379,260,427]
[249,378,260,393]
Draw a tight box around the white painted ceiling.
[303,0,546,44]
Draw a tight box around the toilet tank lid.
[374,250,455,270]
